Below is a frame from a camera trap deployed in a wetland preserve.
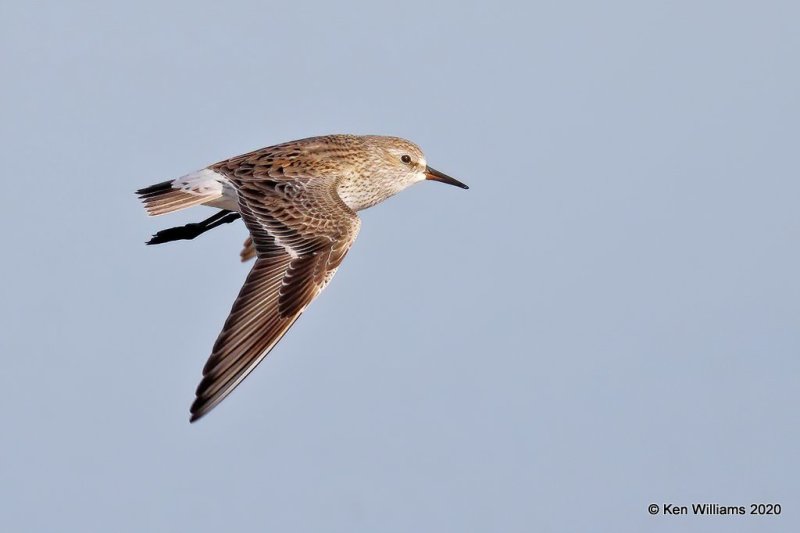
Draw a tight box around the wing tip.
[189,398,213,423]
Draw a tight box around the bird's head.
[351,136,467,205]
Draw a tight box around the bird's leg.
[146,210,242,245]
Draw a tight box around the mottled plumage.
[136,134,467,422]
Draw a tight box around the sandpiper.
[137,134,468,422]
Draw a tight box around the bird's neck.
[336,174,400,212]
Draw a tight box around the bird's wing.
[190,158,360,422]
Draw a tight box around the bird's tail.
[136,169,226,216]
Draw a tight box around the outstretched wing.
[190,147,360,422]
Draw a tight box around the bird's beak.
[425,166,469,189]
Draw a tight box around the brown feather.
[190,145,361,422]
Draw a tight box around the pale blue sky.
[1,1,798,531]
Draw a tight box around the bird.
[136,134,468,422]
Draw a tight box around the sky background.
[1,1,798,531]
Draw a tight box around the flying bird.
[137,135,468,422]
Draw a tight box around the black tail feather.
[136,180,175,199]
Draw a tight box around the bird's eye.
[401,155,412,164]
